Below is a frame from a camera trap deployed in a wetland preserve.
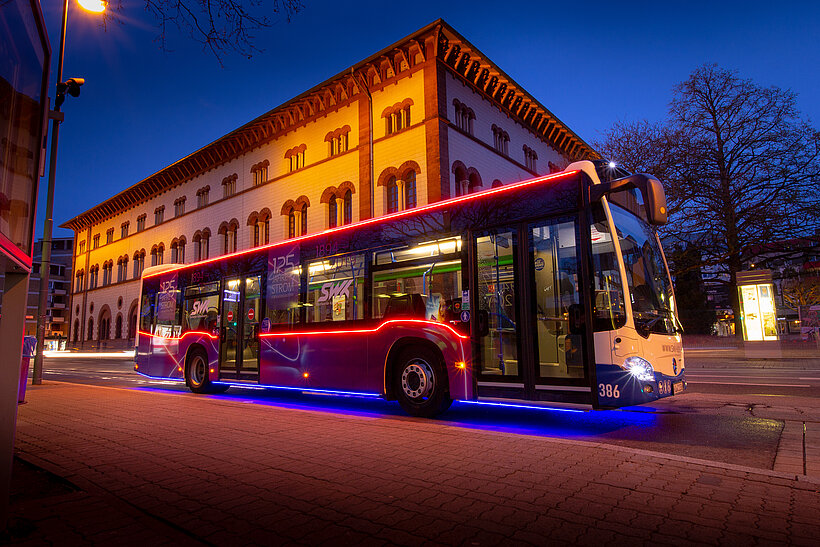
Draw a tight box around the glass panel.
[609,204,676,335]
[221,277,241,369]
[242,276,261,370]
[184,281,219,298]
[0,0,47,256]
[476,231,518,377]
[183,293,219,333]
[531,220,585,379]
[306,254,365,322]
[374,237,461,265]
[590,204,627,331]
[155,275,181,337]
[266,243,301,326]
[372,260,463,328]
[139,294,154,332]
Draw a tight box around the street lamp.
[32,0,106,384]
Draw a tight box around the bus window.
[306,254,365,322]
[139,293,155,334]
[590,203,626,331]
[372,260,463,327]
[266,246,301,327]
[374,237,461,265]
[183,282,219,333]
[155,281,182,337]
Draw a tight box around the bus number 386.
[599,383,620,398]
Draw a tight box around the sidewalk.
[8,382,820,545]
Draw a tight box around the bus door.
[219,274,262,380]
[473,217,593,406]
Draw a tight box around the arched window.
[288,211,296,239]
[386,176,399,214]
[177,237,186,263]
[343,190,352,225]
[133,251,144,279]
[404,171,417,209]
[300,203,308,235]
[328,198,337,229]
[115,315,123,339]
[87,318,94,341]
[73,319,80,342]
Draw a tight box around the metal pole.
[32,0,68,384]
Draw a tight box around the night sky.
[38,0,820,239]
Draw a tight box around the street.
[6,350,820,545]
[32,351,820,473]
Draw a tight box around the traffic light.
[55,77,84,108]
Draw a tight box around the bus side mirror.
[589,173,668,226]
[641,177,668,226]
[477,310,490,337]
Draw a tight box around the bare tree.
[597,64,820,337]
[781,277,820,313]
[104,0,303,64]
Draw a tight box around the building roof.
[61,19,599,232]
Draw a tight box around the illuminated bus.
[135,160,685,416]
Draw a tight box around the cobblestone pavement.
[9,382,820,545]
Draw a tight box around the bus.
[135,160,685,417]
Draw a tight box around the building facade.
[20,237,73,344]
[62,20,598,349]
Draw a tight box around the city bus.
[135,160,685,417]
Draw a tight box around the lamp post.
[32,0,105,385]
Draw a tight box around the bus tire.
[393,346,452,418]
[185,347,227,394]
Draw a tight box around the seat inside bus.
[383,293,426,319]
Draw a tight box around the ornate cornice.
[61,19,597,232]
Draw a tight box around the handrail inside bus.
[142,169,580,279]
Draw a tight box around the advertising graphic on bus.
[135,160,685,416]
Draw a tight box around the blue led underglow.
[457,400,585,414]
[134,370,185,381]
[212,381,381,399]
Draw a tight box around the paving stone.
[10,382,820,546]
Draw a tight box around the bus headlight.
[624,356,655,382]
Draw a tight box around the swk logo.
[189,300,209,317]
[318,280,353,303]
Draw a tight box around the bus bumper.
[595,364,686,408]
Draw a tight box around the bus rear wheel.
[185,348,227,394]
[394,347,451,418]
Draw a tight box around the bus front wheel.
[185,348,227,394]
[394,347,452,418]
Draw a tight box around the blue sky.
[39,0,820,238]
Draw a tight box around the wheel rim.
[190,355,207,387]
[401,359,435,401]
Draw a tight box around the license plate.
[673,381,684,394]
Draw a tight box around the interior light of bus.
[303,372,310,378]
[142,170,578,279]
[210,368,215,373]
[455,361,466,369]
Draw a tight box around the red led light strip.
[143,169,578,279]
[138,330,218,341]
[258,319,470,340]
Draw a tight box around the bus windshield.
[609,203,678,336]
